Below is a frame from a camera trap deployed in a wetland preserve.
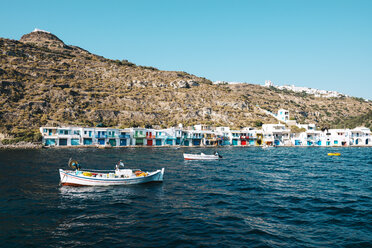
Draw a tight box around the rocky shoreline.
[0,142,43,149]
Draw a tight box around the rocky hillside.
[0,30,371,143]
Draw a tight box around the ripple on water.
[0,147,371,247]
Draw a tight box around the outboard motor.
[214,151,223,158]
[68,158,81,170]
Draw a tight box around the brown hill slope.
[0,30,371,142]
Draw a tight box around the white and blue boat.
[59,159,164,186]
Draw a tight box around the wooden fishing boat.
[59,159,164,186]
[183,152,222,160]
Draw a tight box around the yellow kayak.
[328,153,341,156]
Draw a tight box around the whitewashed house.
[215,127,231,146]
[40,127,58,146]
[349,127,371,146]
[291,124,323,146]
[277,109,290,122]
[320,129,349,146]
[40,126,82,146]
[118,128,131,146]
[262,124,291,146]
[131,128,147,146]
[155,128,177,146]
[229,130,242,146]
[81,127,95,145]
[106,128,119,147]
[95,128,109,145]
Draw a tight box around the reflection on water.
[0,147,371,247]
[59,184,165,201]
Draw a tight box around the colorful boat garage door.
[71,139,80,146]
[59,138,67,146]
[84,138,92,145]
[109,139,116,146]
[120,139,127,146]
[45,139,56,146]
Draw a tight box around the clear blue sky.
[1,0,371,99]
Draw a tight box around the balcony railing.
[134,133,146,138]
[146,135,156,139]
[95,135,107,138]
[57,133,71,136]
[119,134,131,139]
[182,134,202,139]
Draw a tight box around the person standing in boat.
[116,160,124,170]
[214,151,222,158]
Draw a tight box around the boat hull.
[59,168,164,186]
[183,153,220,160]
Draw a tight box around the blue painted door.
[45,139,56,146]
[109,139,116,146]
[120,139,127,146]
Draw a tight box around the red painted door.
[147,139,153,146]
[241,140,247,146]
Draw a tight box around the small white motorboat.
[183,152,222,160]
[262,144,274,149]
[59,159,164,186]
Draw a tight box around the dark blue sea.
[0,147,371,247]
